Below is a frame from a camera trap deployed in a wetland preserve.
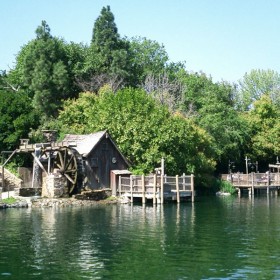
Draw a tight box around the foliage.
[216,179,236,194]
[237,69,280,111]
[0,89,39,151]
[177,71,249,171]
[83,6,130,87]
[243,94,280,166]
[1,5,280,184]
[128,37,170,86]
[1,197,17,204]
[11,21,77,119]
[5,161,19,177]
[57,87,217,178]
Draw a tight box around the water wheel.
[54,147,78,194]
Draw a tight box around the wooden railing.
[221,172,280,188]
[118,174,194,204]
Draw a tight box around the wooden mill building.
[62,131,130,191]
[1,130,131,197]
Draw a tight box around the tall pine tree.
[83,6,130,89]
[12,21,75,119]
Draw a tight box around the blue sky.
[1,0,280,83]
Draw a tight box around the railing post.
[153,174,157,204]
[237,172,240,186]
[182,173,186,191]
[130,175,133,203]
[142,174,146,204]
[160,174,164,204]
[267,171,270,195]
[191,174,194,203]
[251,172,255,196]
[176,175,180,203]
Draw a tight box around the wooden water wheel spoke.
[54,147,77,194]
[65,169,76,173]
[56,162,63,169]
[58,152,64,168]
[64,154,74,171]
[64,173,75,184]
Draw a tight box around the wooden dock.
[118,174,195,204]
[221,172,280,196]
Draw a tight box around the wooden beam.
[160,174,164,204]
[176,175,180,203]
[31,152,48,174]
[2,150,17,167]
[142,174,146,204]
[153,174,156,204]
[191,174,195,203]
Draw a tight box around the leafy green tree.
[237,69,280,111]
[0,89,39,151]
[91,6,119,48]
[57,87,216,177]
[11,21,76,119]
[83,6,130,89]
[244,94,280,166]
[177,71,249,172]
[128,37,169,86]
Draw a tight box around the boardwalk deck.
[221,172,280,196]
[118,174,195,204]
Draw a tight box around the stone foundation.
[42,174,69,198]
[74,189,112,200]
[0,166,22,192]
[19,188,42,197]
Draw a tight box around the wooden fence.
[118,174,194,204]
[221,172,280,195]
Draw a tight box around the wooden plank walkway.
[118,174,195,204]
[221,172,280,196]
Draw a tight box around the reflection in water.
[1,197,280,279]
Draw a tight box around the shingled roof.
[62,131,129,165]
[63,131,105,156]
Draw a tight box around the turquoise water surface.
[1,195,280,279]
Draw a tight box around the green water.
[1,196,280,279]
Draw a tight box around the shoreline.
[0,191,123,209]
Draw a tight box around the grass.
[2,197,17,204]
[105,196,118,201]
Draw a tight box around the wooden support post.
[237,172,240,186]
[176,175,180,203]
[48,153,51,174]
[251,172,255,196]
[31,152,48,174]
[238,188,241,197]
[191,174,194,203]
[119,176,122,197]
[1,165,4,192]
[2,150,17,167]
[130,176,133,203]
[153,174,157,204]
[142,174,146,204]
[267,171,270,195]
[160,174,164,204]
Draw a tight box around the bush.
[215,179,236,194]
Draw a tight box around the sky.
[1,0,280,83]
